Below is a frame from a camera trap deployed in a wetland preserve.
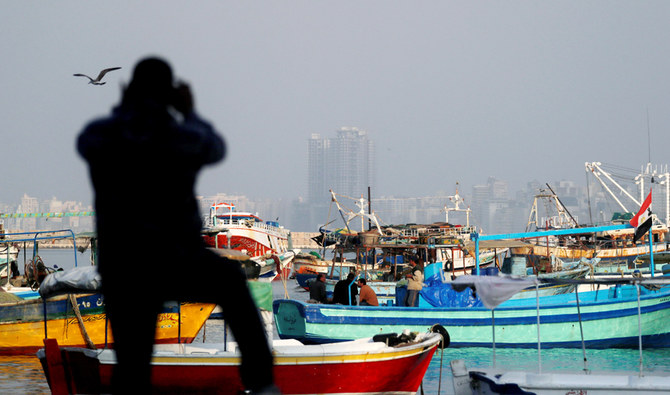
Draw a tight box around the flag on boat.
[631,189,653,243]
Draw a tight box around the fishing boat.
[215,249,295,282]
[274,279,670,347]
[256,251,296,282]
[452,360,670,395]
[291,251,357,280]
[511,224,669,276]
[0,290,213,355]
[0,230,214,355]
[275,224,670,347]
[448,277,670,395]
[315,189,507,275]
[202,202,291,257]
[38,328,444,394]
[513,179,670,277]
[202,202,296,282]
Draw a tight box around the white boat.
[202,202,291,256]
[38,329,444,394]
[202,202,295,281]
[452,360,670,395]
[450,273,670,395]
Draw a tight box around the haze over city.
[3,2,670,221]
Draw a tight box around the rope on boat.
[68,294,96,349]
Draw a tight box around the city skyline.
[4,3,670,209]
[4,160,667,234]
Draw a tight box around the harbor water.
[3,249,670,394]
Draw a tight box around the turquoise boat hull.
[273,285,670,348]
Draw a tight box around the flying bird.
[73,67,121,85]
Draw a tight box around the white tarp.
[450,275,538,309]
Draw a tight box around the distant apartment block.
[308,127,375,204]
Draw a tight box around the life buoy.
[431,324,450,349]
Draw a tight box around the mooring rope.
[68,294,96,349]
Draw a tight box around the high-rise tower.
[308,127,375,204]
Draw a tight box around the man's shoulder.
[79,113,121,136]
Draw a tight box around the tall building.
[308,127,375,204]
[307,133,330,205]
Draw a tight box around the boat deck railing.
[204,217,290,238]
[390,225,476,239]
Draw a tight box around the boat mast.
[524,188,575,232]
[444,183,471,227]
[585,162,639,213]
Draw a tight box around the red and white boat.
[202,203,294,281]
[38,330,444,394]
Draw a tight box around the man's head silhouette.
[123,57,174,106]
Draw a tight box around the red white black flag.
[630,189,653,243]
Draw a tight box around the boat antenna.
[585,168,594,225]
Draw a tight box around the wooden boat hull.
[274,286,670,348]
[512,243,668,270]
[0,293,214,355]
[38,333,442,394]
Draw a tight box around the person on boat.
[77,57,276,394]
[406,256,424,307]
[308,273,328,303]
[357,278,379,306]
[332,272,358,305]
[382,264,397,282]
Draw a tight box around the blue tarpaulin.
[419,262,483,307]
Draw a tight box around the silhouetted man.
[77,57,276,394]
[332,272,358,305]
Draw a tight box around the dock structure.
[0,212,95,219]
[290,232,321,249]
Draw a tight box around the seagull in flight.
[73,67,121,85]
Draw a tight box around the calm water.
[4,249,670,394]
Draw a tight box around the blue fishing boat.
[274,278,670,348]
[274,224,670,348]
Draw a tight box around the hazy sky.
[2,2,670,208]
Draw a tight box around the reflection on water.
[0,356,50,394]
